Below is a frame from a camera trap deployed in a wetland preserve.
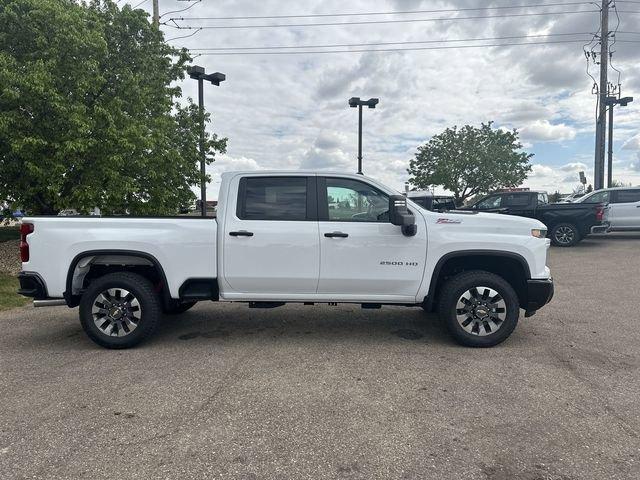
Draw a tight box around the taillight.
[595,205,605,222]
[20,223,34,262]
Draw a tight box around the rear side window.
[613,189,640,203]
[238,177,307,220]
[410,197,431,209]
[582,191,610,203]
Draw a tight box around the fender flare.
[64,249,171,307]
[424,250,531,310]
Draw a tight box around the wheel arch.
[424,250,531,311]
[64,250,171,308]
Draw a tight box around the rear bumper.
[17,271,48,300]
[525,277,554,315]
[590,222,611,234]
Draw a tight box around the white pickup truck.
[18,171,554,349]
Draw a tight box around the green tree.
[0,0,226,215]
[408,122,532,206]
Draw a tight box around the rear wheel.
[438,270,520,347]
[79,272,160,349]
[550,223,580,247]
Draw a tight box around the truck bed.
[21,216,217,298]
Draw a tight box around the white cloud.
[559,162,588,172]
[623,135,640,151]
[520,121,576,143]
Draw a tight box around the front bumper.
[525,277,554,315]
[591,222,611,234]
[17,271,48,300]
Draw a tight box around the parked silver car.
[575,187,640,231]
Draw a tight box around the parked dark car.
[460,190,609,246]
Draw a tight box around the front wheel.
[437,270,520,347]
[550,223,581,247]
[79,272,161,349]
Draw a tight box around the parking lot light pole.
[187,65,226,216]
[604,95,633,188]
[348,97,379,175]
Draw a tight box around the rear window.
[503,193,531,207]
[238,177,307,221]
[613,189,640,203]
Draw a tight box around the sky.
[129,0,640,198]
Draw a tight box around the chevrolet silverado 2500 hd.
[18,172,554,349]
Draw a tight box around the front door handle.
[324,232,348,238]
[229,230,254,237]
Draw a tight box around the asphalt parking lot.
[1,234,639,480]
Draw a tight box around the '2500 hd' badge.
[436,218,462,224]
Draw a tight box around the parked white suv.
[18,171,554,349]
[575,187,640,231]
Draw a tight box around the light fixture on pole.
[348,97,379,175]
[604,95,633,188]
[187,65,226,216]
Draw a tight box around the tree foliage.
[407,122,532,205]
[0,0,226,215]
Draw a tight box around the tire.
[550,223,581,247]
[437,270,520,348]
[79,272,161,349]
[163,300,197,315]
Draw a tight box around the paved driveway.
[1,234,639,479]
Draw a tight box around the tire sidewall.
[440,272,520,347]
[79,273,160,349]
[550,223,580,247]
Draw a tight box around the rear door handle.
[229,230,254,237]
[324,232,348,238]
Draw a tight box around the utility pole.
[357,104,363,174]
[593,0,610,190]
[607,101,614,188]
[152,0,159,27]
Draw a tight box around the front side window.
[582,191,610,203]
[238,177,307,221]
[325,178,389,222]
[538,193,548,205]
[613,189,640,204]
[475,195,502,210]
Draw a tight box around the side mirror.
[389,195,417,236]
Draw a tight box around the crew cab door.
[221,175,320,295]
[611,189,640,229]
[316,176,427,299]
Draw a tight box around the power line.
[166,9,599,29]
[188,39,595,56]
[132,0,149,8]
[160,0,202,19]
[187,32,592,51]
[173,2,595,20]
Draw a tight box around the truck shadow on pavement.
[13,303,537,351]
[155,304,457,348]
